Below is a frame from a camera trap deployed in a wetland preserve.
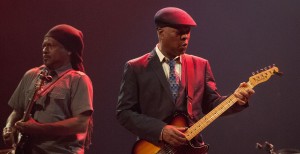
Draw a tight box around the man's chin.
[44,62,52,69]
[43,61,49,66]
[179,50,186,55]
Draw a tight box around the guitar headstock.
[249,65,282,87]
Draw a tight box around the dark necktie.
[167,59,179,101]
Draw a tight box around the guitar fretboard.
[184,66,279,140]
[185,82,253,140]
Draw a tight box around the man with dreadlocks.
[2,24,93,154]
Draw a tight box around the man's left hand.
[234,82,255,105]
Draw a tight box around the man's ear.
[157,27,164,39]
[157,27,163,34]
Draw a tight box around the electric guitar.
[132,65,282,154]
[12,69,52,154]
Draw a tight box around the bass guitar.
[132,65,282,154]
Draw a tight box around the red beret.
[154,7,197,27]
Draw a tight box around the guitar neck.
[21,73,46,122]
[185,81,253,140]
[22,97,37,122]
[184,66,280,141]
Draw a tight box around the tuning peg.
[274,71,283,76]
[252,72,256,75]
[256,143,263,149]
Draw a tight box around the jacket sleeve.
[116,62,166,145]
[201,60,248,116]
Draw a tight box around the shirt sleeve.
[8,68,39,112]
[70,73,94,116]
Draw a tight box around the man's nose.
[42,47,47,53]
[181,34,189,40]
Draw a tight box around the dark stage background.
[1,1,300,154]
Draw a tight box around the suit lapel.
[180,54,187,94]
[148,49,174,102]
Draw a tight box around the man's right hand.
[2,127,16,146]
[161,125,187,146]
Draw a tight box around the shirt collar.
[155,45,182,63]
[47,63,73,77]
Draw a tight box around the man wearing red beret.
[117,7,254,153]
[2,24,93,154]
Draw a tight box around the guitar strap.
[184,54,195,119]
[34,69,73,102]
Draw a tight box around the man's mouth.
[43,55,50,61]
